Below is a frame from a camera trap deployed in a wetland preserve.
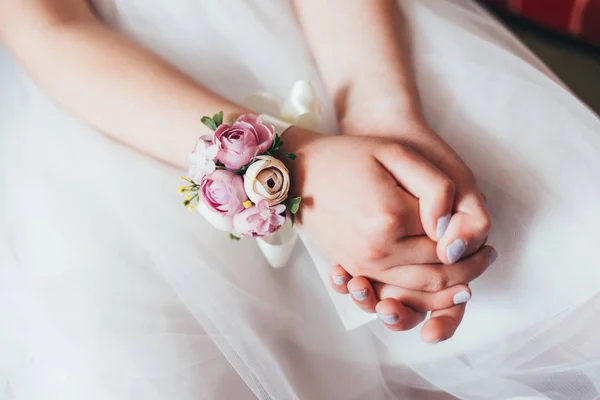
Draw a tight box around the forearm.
[294,0,423,132]
[1,3,246,168]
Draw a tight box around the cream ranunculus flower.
[243,155,290,206]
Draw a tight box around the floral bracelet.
[180,112,301,240]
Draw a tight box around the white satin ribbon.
[242,80,321,268]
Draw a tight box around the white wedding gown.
[2,0,600,399]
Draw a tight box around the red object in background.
[520,0,575,31]
[582,0,600,42]
[482,0,600,46]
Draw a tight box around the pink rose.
[199,170,248,216]
[233,200,286,237]
[213,114,275,170]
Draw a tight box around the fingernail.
[453,290,471,305]
[332,275,347,286]
[446,238,467,264]
[487,248,498,266]
[436,214,451,240]
[350,289,368,301]
[377,313,399,324]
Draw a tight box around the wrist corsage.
[179,81,319,268]
[180,112,301,240]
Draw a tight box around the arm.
[0,0,247,168]
[293,0,422,131]
[296,0,494,341]
[294,0,491,264]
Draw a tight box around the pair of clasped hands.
[282,116,496,343]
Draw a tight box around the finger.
[374,282,472,312]
[375,298,427,331]
[329,264,351,294]
[380,246,497,291]
[438,189,492,264]
[420,304,466,344]
[375,143,455,242]
[347,276,378,313]
[374,235,440,271]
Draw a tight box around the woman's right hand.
[282,126,493,288]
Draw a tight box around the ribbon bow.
[242,80,321,268]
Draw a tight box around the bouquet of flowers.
[179,112,301,240]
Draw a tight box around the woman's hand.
[340,114,492,265]
[329,243,496,343]
[332,114,494,342]
[282,126,492,288]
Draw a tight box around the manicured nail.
[487,248,498,266]
[378,313,399,324]
[350,289,368,301]
[436,214,451,240]
[332,275,347,286]
[446,238,467,264]
[453,290,471,305]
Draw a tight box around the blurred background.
[478,0,600,113]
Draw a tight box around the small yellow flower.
[242,200,253,209]
[178,186,186,193]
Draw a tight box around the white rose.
[243,155,290,206]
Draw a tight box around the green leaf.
[201,116,217,131]
[213,111,224,127]
[229,233,241,241]
[276,135,283,146]
[288,197,302,214]
[289,213,295,226]
[280,152,296,160]
[229,117,236,125]
[269,133,283,153]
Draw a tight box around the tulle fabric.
[1,0,600,398]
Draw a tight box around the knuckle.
[363,210,406,260]
[363,241,389,263]
[379,206,409,236]
[473,214,492,234]
[425,274,448,292]
[439,178,456,199]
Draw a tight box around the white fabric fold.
[2,0,600,398]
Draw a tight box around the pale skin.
[0,0,493,343]
[294,0,494,341]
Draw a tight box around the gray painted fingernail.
[332,275,347,286]
[487,248,498,266]
[436,215,451,240]
[350,289,368,301]
[378,313,399,324]
[446,238,467,264]
[453,290,471,305]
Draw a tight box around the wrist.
[279,126,318,199]
[335,80,425,138]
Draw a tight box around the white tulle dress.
[2,0,600,399]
